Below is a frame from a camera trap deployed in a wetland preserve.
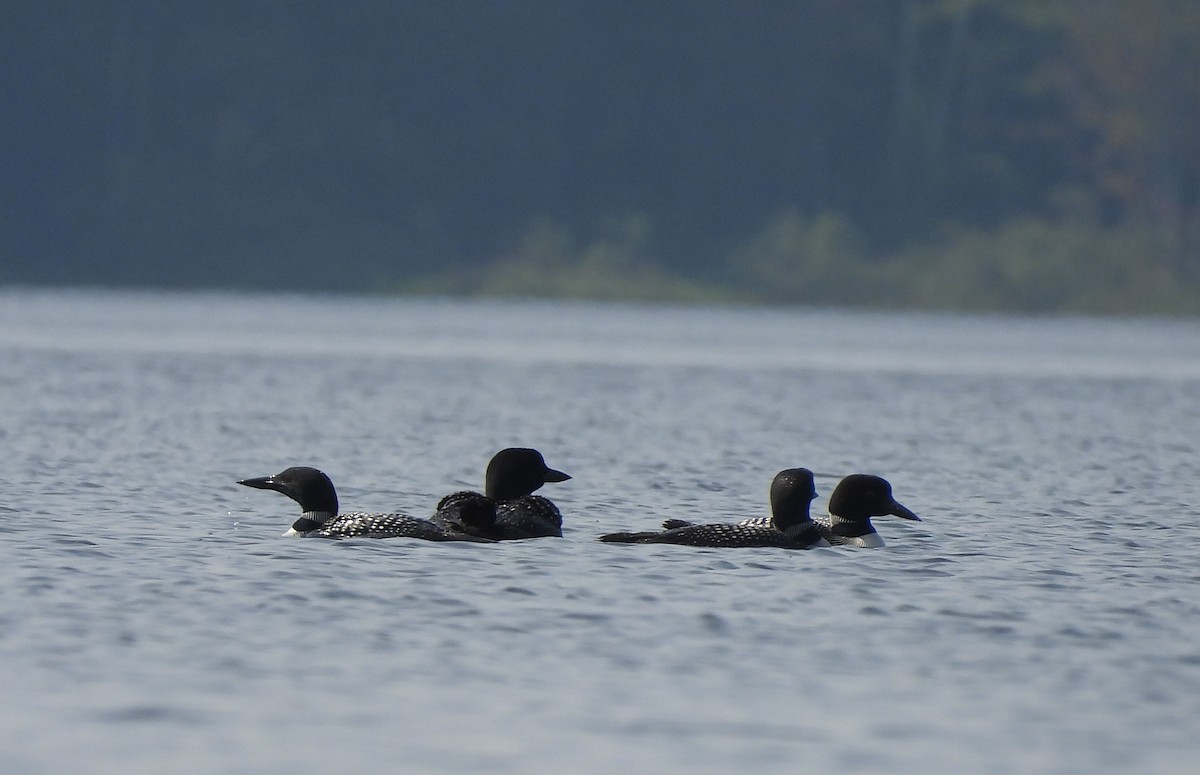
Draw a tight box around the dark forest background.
[3,1,1199,313]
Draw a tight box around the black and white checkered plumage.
[310,511,491,541]
[435,492,565,540]
[237,466,493,542]
[598,468,826,549]
[431,448,570,540]
[601,519,825,548]
[670,473,921,547]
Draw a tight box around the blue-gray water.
[2,289,1199,774]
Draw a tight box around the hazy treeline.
[4,1,1199,313]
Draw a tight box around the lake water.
[2,288,1199,774]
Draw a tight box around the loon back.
[314,512,494,541]
[599,468,825,549]
[600,520,825,549]
[432,491,563,540]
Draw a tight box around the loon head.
[828,474,919,524]
[238,466,339,534]
[483,447,571,500]
[768,468,817,532]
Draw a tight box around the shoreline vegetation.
[397,211,1200,315]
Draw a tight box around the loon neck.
[770,502,813,534]
[284,510,335,536]
[827,512,877,538]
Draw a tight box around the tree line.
[4,1,1198,313]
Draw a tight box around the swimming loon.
[431,447,571,540]
[670,473,919,547]
[238,466,494,541]
[598,468,829,548]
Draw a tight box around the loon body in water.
[238,466,494,541]
[598,468,828,549]
[431,448,571,540]
[666,473,920,547]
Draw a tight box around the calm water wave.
[2,288,1199,774]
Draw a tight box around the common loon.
[431,447,571,540]
[238,466,494,541]
[672,473,920,547]
[598,468,829,549]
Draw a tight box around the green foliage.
[404,215,728,303]
[729,210,877,306]
[892,217,1200,314]
[406,207,1200,315]
[723,209,1200,314]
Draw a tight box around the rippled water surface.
[2,289,1199,774]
